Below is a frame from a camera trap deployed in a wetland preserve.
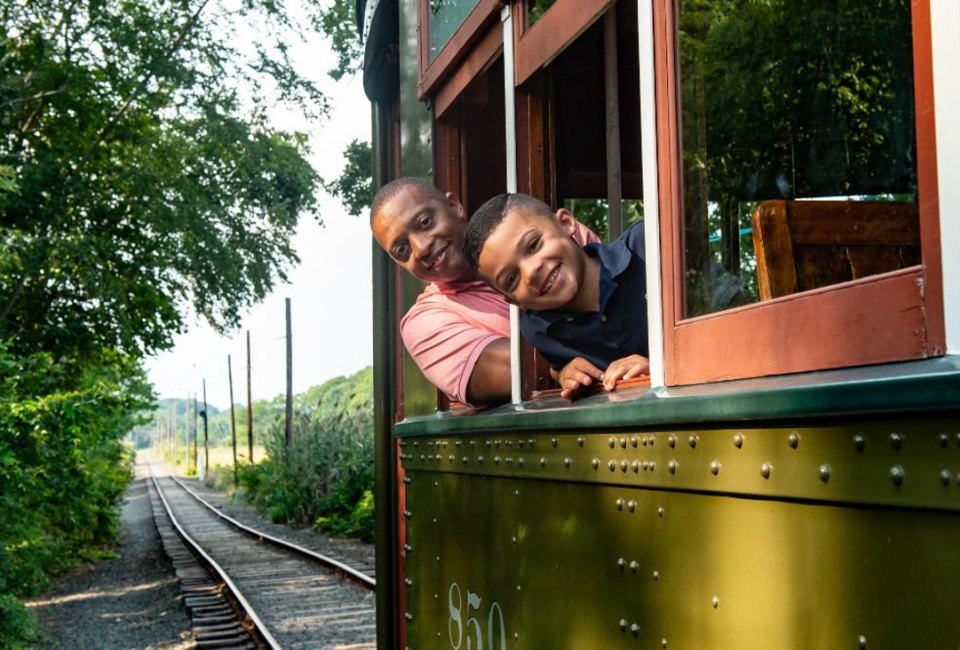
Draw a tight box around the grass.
[148,444,267,472]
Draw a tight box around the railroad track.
[147,462,377,649]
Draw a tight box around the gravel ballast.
[23,457,377,648]
[25,464,194,649]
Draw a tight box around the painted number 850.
[448,582,506,650]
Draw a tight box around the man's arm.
[465,337,511,404]
[400,293,511,406]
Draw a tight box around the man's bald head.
[370,177,446,226]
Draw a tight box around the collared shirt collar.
[527,237,633,325]
[587,236,633,277]
[433,278,490,296]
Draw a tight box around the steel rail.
[168,475,377,590]
[149,469,282,650]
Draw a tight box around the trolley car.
[362,0,960,647]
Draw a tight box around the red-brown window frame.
[511,0,613,86]
[433,23,503,120]
[653,0,945,385]
[418,0,502,98]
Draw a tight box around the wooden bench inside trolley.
[751,199,921,301]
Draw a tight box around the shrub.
[0,593,38,648]
[235,368,375,541]
[315,489,374,542]
[0,343,146,641]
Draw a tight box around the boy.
[464,193,649,400]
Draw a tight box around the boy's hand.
[601,355,650,391]
[556,357,604,401]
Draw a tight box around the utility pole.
[192,393,198,474]
[285,297,293,448]
[184,391,189,469]
[246,330,254,464]
[202,379,209,478]
[228,354,238,485]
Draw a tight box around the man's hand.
[555,356,604,401]
[601,355,650,392]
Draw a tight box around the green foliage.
[135,394,285,452]
[207,463,240,492]
[0,342,144,640]
[316,489,374,542]
[0,0,324,360]
[235,367,375,541]
[564,199,644,243]
[527,0,558,25]
[677,0,916,314]
[312,1,363,82]
[321,139,373,217]
[0,0,361,640]
[0,166,16,195]
[0,593,38,648]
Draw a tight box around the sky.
[144,10,374,412]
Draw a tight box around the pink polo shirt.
[400,280,510,405]
[399,221,600,405]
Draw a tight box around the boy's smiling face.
[477,207,590,312]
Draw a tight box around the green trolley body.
[362,0,960,647]
[395,367,960,649]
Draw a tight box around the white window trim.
[931,0,960,354]
[501,4,522,402]
[638,0,665,388]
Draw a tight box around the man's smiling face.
[372,185,473,284]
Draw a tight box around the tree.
[0,1,352,636]
[313,0,363,81]
[321,139,373,217]
[0,0,331,360]
[311,2,374,218]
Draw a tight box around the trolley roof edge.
[393,356,960,435]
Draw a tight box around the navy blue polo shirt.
[520,221,648,371]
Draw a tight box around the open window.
[434,47,506,216]
[513,0,646,395]
[655,0,943,384]
[410,0,945,413]
[429,23,507,411]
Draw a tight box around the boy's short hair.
[465,193,556,272]
[370,177,446,226]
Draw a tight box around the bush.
[315,489,374,542]
[0,594,38,648]
[0,343,146,641]
[235,368,375,541]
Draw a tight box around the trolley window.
[512,0,612,86]
[514,0,647,396]
[418,0,501,97]
[427,0,481,61]
[655,0,943,384]
[430,29,508,411]
[435,55,507,217]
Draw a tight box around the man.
[370,177,597,406]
